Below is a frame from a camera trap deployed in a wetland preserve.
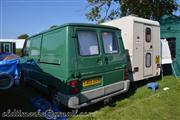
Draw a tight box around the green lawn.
[71,76,180,120]
[0,76,179,120]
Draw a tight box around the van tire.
[48,86,60,106]
[48,86,78,112]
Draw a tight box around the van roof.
[29,23,120,38]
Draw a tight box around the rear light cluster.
[124,68,129,80]
[67,80,79,94]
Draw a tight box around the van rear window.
[102,32,118,54]
[77,31,99,56]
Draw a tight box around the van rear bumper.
[56,80,130,109]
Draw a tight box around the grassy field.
[0,76,179,120]
[71,76,180,120]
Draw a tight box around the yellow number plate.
[82,77,101,87]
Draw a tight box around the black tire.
[48,86,60,106]
[0,73,14,90]
[48,86,79,113]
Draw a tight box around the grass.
[70,76,180,120]
[0,76,179,120]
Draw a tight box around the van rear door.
[100,30,126,85]
[75,28,104,89]
[75,27,126,90]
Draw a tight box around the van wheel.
[48,87,59,106]
[48,87,78,113]
[51,92,60,106]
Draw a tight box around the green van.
[21,23,130,108]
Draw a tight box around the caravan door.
[144,25,153,76]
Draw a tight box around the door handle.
[105,56,109,64]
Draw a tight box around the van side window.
[30,36,41,56]
[102,32,118,54]
[146,28,151,42]
[41,30,62,64]
[77,31,99,56]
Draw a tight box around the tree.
[49,25,58,29]
[17,34,29,39]
[86,0,179,23]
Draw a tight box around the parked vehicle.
[102,16,161,81]
[0,42,16,54]
[21,23,130,108]
[0,39,25,56]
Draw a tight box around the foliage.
[49,25,58,29]
[17,34,29,39]
[86,0,179,23]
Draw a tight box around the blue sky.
[0,0,180,39]
[0,0,92,39]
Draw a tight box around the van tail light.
[67,80,79,94]
[124,68,129,80]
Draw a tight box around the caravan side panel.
[133,22,144,81]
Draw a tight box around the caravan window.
[102,32,118,54]
[146,28,151,42]
[77,31,99,56]
[145,53,151,67]
[166,38,176,60]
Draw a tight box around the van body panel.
[55,80,130,108]
[74,27,126,91]
[21,23,130,108]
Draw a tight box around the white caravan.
[102,15,161,81]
